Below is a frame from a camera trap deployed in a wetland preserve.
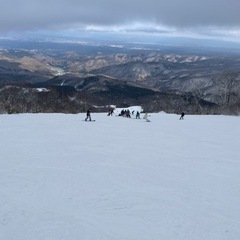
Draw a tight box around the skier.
[179,112,185,120]
[85,109,92,121]
[107,109,114,116]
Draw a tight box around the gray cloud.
[1,0,240,36]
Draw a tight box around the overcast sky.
[1,0,240,42]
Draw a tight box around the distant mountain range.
[0,39,239,114]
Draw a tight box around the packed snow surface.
[0,111,240,240]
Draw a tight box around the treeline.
[0,82,239,115]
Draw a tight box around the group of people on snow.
[85,108,185,121]
[119,109,131,118]
[118,109,143,120]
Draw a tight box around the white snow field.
[0,111,240,240]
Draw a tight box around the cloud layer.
[1,0,240,39]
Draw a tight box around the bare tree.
[216,71,239,107]
[191,79,208,113]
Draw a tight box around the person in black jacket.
[179,112,185,120]
[136,111,140,119]
[85,109,92,121]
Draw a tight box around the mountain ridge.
[0,40,239,114]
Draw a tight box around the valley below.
[0,39,240,114]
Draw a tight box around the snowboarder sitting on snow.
[143,112,150,122]
[179,112,185,120]
[85,109,92,121]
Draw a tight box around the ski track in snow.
[0,111,240,240]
